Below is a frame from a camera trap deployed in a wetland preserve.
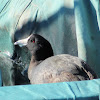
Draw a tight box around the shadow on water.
[13,6,77,85]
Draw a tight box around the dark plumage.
[27,34,53,61]
[26,34,97,84]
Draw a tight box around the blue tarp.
[0,79,100,100]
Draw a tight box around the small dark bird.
[14,34,97,84]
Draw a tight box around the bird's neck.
[28,55,42,80]
[30,55,37,63]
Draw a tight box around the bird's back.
[29,54,97,84]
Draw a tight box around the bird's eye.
[33,41,35,43]
[31,40,35,43]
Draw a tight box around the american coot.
[14,34,97,84]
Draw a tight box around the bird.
[14,34,97,84]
